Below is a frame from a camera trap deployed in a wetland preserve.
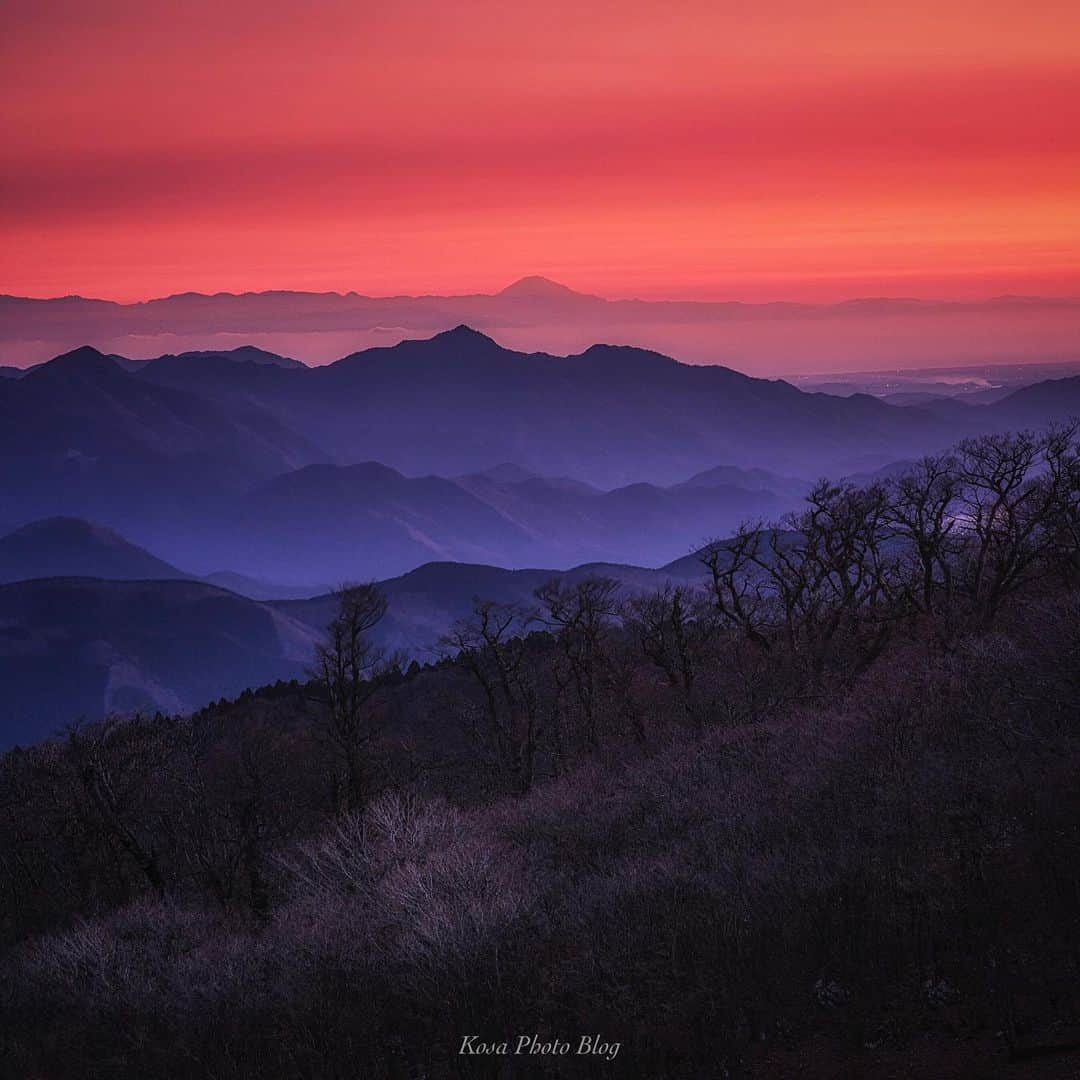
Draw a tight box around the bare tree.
[169,714,296,916]
[886,454,963,644]
[700,524,773,651]
[441,599,543,792]
[65,717,176,897]
[534,576,620,749]
[1036,422,1080,585]
[626,584,712,731]
[953,429,1077,625]
[312,584,396,815]
[702,482,900,689]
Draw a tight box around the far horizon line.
[6,275,1080,310]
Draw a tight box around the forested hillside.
[2,427,1079,1077]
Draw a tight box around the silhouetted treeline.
[1,427,1079,1077]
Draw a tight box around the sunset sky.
[3,0,1079,303]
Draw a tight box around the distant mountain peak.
[32,345,122,379]
[497,276,592,299]
[49,345,107,364]
[430,324,500,346]
[580,342,679,371]
[329,324,504,370]
[474,462,539,484]
[174,345,305,369]
[0,516,189,585]
[11,514,114,535]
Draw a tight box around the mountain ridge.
[9,327,1080,491]
[5,282,1079,371]
[0,517,191,584]
[6,281,1080,314]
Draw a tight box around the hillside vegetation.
[2,427,1079,1077]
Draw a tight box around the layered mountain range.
[4,278,1080,371]
[0,518,711,747]
[2,329,1076,581]
[4,327,1080,578]
[2,324,1079,743]
[7,326,1080,483]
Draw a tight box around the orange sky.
[3,0,1079,303]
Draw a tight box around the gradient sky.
[3,0,1079,302]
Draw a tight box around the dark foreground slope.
[2,582,1078,1078]
[3,427,1080,1075]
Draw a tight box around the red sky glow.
[3,0,1079,303]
